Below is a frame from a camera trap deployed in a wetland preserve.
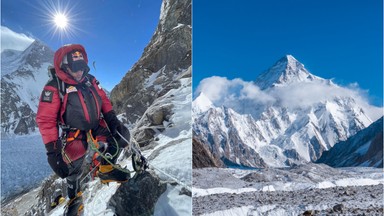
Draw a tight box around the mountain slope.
[1,40,54,135]
[110,0,191,127]
[317,116,383,168]
[193,55,382,168]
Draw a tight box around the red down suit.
[36,44,113,163]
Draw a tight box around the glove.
[103,110,119,136]
[45,140,69,178]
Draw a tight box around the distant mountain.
[1,40,54,135]
[193,55,382,168]
[255,55,323,90]
[317,117,383,168]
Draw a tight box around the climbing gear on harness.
[116,130,148,172]
[86,130,134,177]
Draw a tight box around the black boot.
[63,192,84,216]
[97,164,130,184]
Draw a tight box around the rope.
[116,131,192,192]
[86,131,134,175]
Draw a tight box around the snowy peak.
[2,40,53,77]
[1,39,54,135]
[192,92,214,114]
[255,55,321,89]
[20,40,53,69]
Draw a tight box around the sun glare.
[34,0,83,40]
[54,13,68,29]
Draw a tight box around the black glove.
[45,140,69,178]
[103,110,119,136]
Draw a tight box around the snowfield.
[1,133,52,201]
[192,164,384,215]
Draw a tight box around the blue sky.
[193,0,383,106]
[2,0,162,90]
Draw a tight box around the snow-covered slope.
[193,55,382,168]
[317,116,383,168]
[1,40,54,135]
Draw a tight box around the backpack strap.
[47,66,71,132]
[48,66,66,102]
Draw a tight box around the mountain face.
[317,117,383,168]
[193,55,381,168]
[255,55,323,90]
[110,0,191,126]
[1,40,54,135]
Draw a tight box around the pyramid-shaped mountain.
[255,55,323,90]
[193,55,382,168]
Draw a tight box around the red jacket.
[36,44,113,145]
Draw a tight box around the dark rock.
[333,203,344,213]
[192,137,223,168]
[179,187,192,197]
[303,210,314,216]
[109,171,167,216]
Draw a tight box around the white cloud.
[269,80,368,109]
[195,76,379,118]
[195,76,275,116]
[1,26,34,52]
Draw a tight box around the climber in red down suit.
[36,44,130,215]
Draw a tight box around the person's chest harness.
[49,67,103,164]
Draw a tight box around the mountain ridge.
[1,40,54,135]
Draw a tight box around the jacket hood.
[54,44,89,85]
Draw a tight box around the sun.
[34,0,83,41]
[54,13,68,29]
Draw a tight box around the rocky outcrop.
[110,0,191,125]
[23,175,67,215]
[192,137,223,168]
[109,171,167,216]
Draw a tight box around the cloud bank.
[1,26,34,52]
[195,76,382,120]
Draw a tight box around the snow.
[192,92,214,115]
[193,187,258,197]
[1,134,52,200]
[172,23,185,30]
[355,141,371,154]
[7,62,51,113]
[201,205,254,216]
[144,67,164,89]
[1,49,23,76]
